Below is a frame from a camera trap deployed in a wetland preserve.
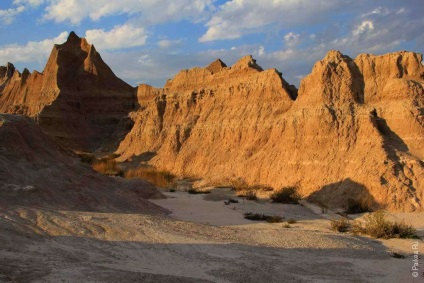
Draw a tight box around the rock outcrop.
[117,51,424,212]
[0,32,136,151]
[0,114,165,213]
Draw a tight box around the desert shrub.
[92,159,123,176]
[287,219,297,224]
[270,187,301,204]
[125,167,176,188]
[331,218,351,232]
[230,178,249,191]
[187,188,211,194]
[244,213,283,223]
[169,188,176,192]
[283,224,291,228]
[345,198,373,214]
[244,190,258,200]
[352,211,418,239]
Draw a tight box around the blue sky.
[1,0,423,87]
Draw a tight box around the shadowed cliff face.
[0,32,137,151]
[0,114,165,213]
[117,51,424,212]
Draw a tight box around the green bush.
[270,187,301,204]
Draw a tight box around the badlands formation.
[0,32,135,151]
[119,51,424,212]
[0,32,423,282]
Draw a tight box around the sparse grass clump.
[243,190,258,200]
[270,187,301,204]
[331,218,351,232]
[244,213,283,223]
[287,219,297,224]
[92,159,123,176]
[345,198,373,214]
[125,167,176,188]
[352,210,419,239]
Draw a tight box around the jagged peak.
[231,55,264,71]
[206,59,227,74]
[321,50,353,64]
[66,31,81,44]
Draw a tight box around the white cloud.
[0,6,25,24]
[41,0,214,25]
[199,0,352,42]
[85,24,147,51]
[353,20,374,36]
[157,39,182,49]
[0,32,69,66]
[284,32,301,47]
[13,0,45,6]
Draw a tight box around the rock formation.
[1,31,422,212]
[117,51,424,212]
[0,32,136,151]
[0,114,165,213]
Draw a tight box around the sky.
[0,0,423,87]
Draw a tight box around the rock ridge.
[117,50,424,212]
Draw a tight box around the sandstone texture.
[117,51,424,212]
[0,32,136,151]
[0,114,165,213]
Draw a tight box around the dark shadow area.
[373,112,409,153]
[307,178,379,211]
[0,230,392,283]
[371,111,417,194]
[346,58,365,104]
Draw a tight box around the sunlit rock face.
[118,51,424,212]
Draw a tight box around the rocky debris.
[117,51,424,212]
[0,32,137,151]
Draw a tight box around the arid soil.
[0,188,423,282]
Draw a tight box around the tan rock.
[117,51,424,212]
